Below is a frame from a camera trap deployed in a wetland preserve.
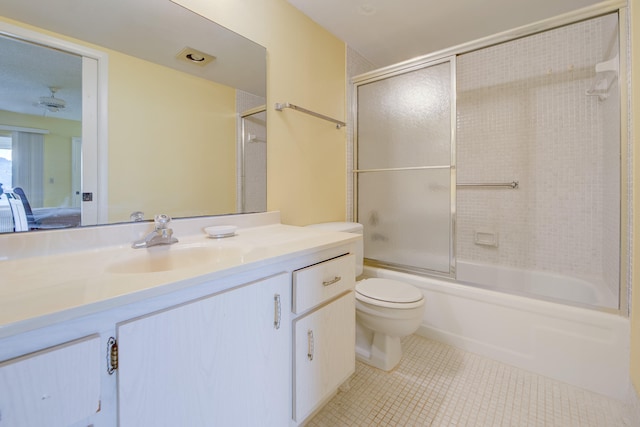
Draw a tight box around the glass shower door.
[355,58,455,276]
[240,108,267,213]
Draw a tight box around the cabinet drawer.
[293,254,355,314]
[0,335,101,427]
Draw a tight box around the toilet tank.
[306,222,363,276]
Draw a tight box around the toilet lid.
[356,278,423,304]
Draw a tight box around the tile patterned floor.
[308,335,634,426]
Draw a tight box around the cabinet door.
[0,335,101,427]
[293,292,355,423]
[117,274,290,427]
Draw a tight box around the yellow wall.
[107,53,237,223]
[0,110,80,207]
[174,0,347,226]
[630,0,640,398]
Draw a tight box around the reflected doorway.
[0,21,104,232]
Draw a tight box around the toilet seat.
[356,278,424,309]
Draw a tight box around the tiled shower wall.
[456,13,620,295]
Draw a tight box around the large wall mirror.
[0,0,267,234]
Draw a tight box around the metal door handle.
[322,276,342,286]
[307,330,314,361]
[274,294,281,329]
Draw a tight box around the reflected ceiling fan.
[36,87,66,113]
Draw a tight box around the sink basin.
[106,245,249,274]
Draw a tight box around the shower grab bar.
[457,181,519,189]
[353,165,451,173]
[352,166,518,189]
[275,102,346,129]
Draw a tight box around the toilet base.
[355,330,403,371]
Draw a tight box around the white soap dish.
[204,225,237,239]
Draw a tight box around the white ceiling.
[287,0,606,67]
[0,35,82,121]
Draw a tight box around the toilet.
[307,222,425,371]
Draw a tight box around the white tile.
[308,335,631,426]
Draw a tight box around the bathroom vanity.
[0,212,358,426]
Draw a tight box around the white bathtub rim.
[363,265,626,324]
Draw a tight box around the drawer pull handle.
[322,276,342,287]
[274,294,281,329]
[307,329,314,361]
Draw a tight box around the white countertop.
[0,220,359,339]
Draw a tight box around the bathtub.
[363,264,630,400]
[456,261,619,310]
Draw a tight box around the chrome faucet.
[132,214,179,249]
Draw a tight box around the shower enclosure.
[236,90,267,213]
[354,12,625,311]
[239,107,267,213]
[356,59,455,276]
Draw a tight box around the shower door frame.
[353,56,458,279]
[350,1,630,315]
[238,105,267,213]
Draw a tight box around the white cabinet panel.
[293,254,355,314]
[293,292,355,423]
[0,335,101,427]
[117,274,290,427]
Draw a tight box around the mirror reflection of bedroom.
[0,33,82,232]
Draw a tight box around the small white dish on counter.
[204,225,237,239]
